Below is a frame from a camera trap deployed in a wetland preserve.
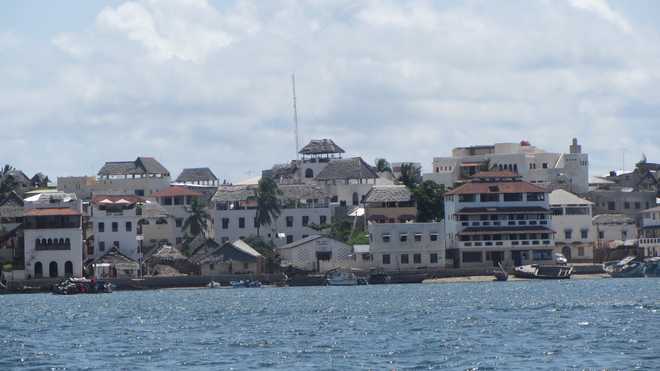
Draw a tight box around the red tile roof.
[152,186,203,198]
[91,195,144,205]
[25,208,81,216]
[446,181,546,195]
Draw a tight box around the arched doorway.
[305,168,314,178]
[561,245,572,261]
[64,261,73,276]
[49,261,58,278]
[34,262,43,278]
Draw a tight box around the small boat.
[207,281,222,288]
[513,264,573,279]
[494,263,508,281]
[230,279,262,288]
[644,257,660,277]
[326,269,358,286]
[52,277,112,295]
[603,256,645,278]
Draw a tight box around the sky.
[2,0,660,183]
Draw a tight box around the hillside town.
[1,137,659,289]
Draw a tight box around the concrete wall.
[551,205,595,261]
[91,206,140,260]
[368,222,446,271]
[277,237,353,272]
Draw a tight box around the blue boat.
[603,256,645,278]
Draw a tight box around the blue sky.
[2,0,660,182]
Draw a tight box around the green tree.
[413,181,446,222]
[183,198,211,239]
[398,162,420,189]
[255,177,282,237]
[0,165,18,200]
[375,158,392,173]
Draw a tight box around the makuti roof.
[365,185,413,203]
[176,167,218,183]
[98,157,169,176]
[315,157,379,180]
[299,139,345,155]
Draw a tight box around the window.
[430,233,438,241]
[598,230,604,239]
[413,254,421,264]
[302,216,309,226]
[382,234,391,243]
[400,233,408,242]
[125,222,132,232]
[222,218,229,229]
[634,202,641,209]
[552,208,564,216]
[566,207,589,215]
[99,241,105,252]
[286,216,294,227]
[578,246,585,256]
[243,262,249,270]
[527,193,545,201]
[400,254,409,264]
[305,168,314,178]
[542,163,548,169]
[113,241,120,249]
[480,193,499,202]
[459,194,476,202]
[135,189,145,196]
[286,235,293,244]
[163,197,173,206]
[98,222,105,233]
[532,250,553,260]
[414,233,422,242]
[503,193,523,202]
[320,215,327,225]
[624,202,630,209]
[239,217,245,229]
[221,237,229,244]
[352,192,359,206]
[430,253,438,264]
[564,229,572,240]
[176,218,183,228]
[608,201,616,211]
[580,229,588,239]
[176,237,182,245]
[112,222,118,232]
[174,196,184,205]
[382,254,391,264]
[462,251,482,263]
[302,234,308,239]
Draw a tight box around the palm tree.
[182,198,211,239]
[0,164,18,200]
[375,158,392,173]
[255,177,282,237]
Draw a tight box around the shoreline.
[423,273,609,284]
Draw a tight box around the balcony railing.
[639,238,660,246]
[460,220,548,228]
[459,240,553,248]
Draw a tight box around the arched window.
[35,239,41,247]
[64,261,73,276]
[305,168,314,178]
[34,262,43,278]
[49,261,58,278]
[65,238,70,246]
[59,238,65,246]
[41,238,47,246]
[47,238,52,246]
[352,192,359,206]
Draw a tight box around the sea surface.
[1,278,659,370]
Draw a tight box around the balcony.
[460,220,547,228]
[459,240,553,249]
[639,238,660,247]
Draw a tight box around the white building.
[444,171,555,268]
[592,214,638,249]
[367,222,446,271]
[152,186,209,246]
[213,184,334,246]
[315,157,387,207]
[23,192,83,278]
[426,138,589,194]
[277,235,354,273]
[90,195,144,260]
[636,206,660,257]
[58,156,171,199]
[549,189,595,262]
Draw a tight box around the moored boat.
[230,279,262,288]
[513,264,573,279]
[52,277,112,295]
[494,263,508,281]
[603,256,645,278]
[326,269,358,286]
[644,257,660,277]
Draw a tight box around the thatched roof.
[365,185,412,203]
[176,168,218,183]
[299,139,345,155]
[98,157,169,176]
[315,157,379,180]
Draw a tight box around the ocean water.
[1,279,659,370]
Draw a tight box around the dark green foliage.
[255,177,282,236]
[412,181,446,222]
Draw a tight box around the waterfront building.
[444,171,554,268]
[592,213,637,248]
[91,247,140,278]
[364,185,416,224]
[277,235,353,273]
[367,222,446,271]
[549,189,595,262]
[586,165,658,220]
[426,138,589,194]
[264,139,345,185]
[315,157,384,207]
[637,206,660,257]
[175,168,220,187]
[58,157,170,199]
[152,186,208,246]
[22,192,83,278]
[0,192,24,265]
[90,195,144,261]
[198,239,264,275]
[212,184,333,246]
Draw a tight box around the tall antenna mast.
[292,74,300,160]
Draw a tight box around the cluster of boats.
[52,277,113,295]
[603,256,660,278]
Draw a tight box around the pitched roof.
[212,185,255,202]
[91,195,144,206]
[0,191,24,208]
[152,186,203,198]
[549,189,593,206]
[592,214,635,225]
[277,234,324,250]
[279,184,329,200]
[315,157,379,180]
[446,180,546,195]
[199,239,263,264]
[145,245,188,262]
[93,247,138,265]
[24,208,81,217]
[642,205,660,213]
[365,185,413,203]
[98,157,169,176]
[231,240,263,258]
[3,170,31,185]
[175,168,218,182]
[299,139,345,155]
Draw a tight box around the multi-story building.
[592,213,637,247]
[426,138,589,194]
[22,192,83,278]
[637,206,660,257]
[367,222,446,271]
[58,156,170,199]
[549,189,595,262]
[315,157,385,207]
[152,186,208,246]
[264,139,345,184]
[364,185,416,223]
[277,235,354,273]
[444,171,554,268]
[213,184,333,246]
[90,195,144,260]
[0,192,24,265]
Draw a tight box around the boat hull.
[513,265,573,279]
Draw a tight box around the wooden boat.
[603,256,645,278]
[326,269,358,286]
[513,264,573,279]
[644,257,660,277]
[207,281,222,288]
[52,277,112,295]
[494,263,508,281]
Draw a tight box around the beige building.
[549,189,595,262]
[364,185,416,224]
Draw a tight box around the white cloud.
[569,0,632,33]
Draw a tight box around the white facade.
[428,138,589,194]
[637,207,660,257]
[154,187,210,246]
[368,222,446,271]
[90,196,142,260]
[23,192,83,279]
[277,235,354,272]
[549,189,595,262]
